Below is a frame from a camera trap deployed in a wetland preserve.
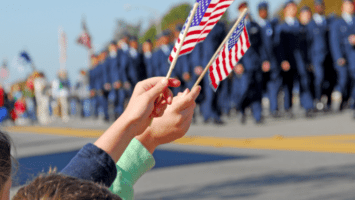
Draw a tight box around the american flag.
[168,0,234,63]
[77,32,92,49]
[209,15,250,90]
[77,18,92,49]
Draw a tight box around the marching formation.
[89,0,355,125]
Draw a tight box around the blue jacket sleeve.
[274,24,286,62]
[120,53,129,83]
[110,58,119,84]
[329,20,343,63]
[102,60,110,85]
[61,143,117,187]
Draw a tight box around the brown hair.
[14,174,122,200]
[0,131,12,194]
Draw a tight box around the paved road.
[4,110,355,200]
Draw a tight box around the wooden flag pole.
[192,8,248,88]
[165,2,199,79]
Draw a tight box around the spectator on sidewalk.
[34,72,50,125]
[52,69,71,122]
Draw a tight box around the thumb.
[146,78,169,101]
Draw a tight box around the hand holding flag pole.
[165,2,200,80]
[193,8,248,88]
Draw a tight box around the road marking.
[5,126,355,154]
[4,126,104,138]
[174,135,355,154]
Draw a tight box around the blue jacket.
[258,18,279,71]
[94,63,103,91]
[307,16,331,62]
[144,52,154,78]
[240,20,266,72]
[275,19,308,69]
[202,22,226,67]
[330,16,355,65]
[174,54,189,80]
[102,58,111,86]
[154,44,173,77]
[128,49,146,85]
[108,53,120,84]
[89,68,96,91]
[118,49,130,83]
[61,143,117,187]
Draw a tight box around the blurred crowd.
[0,69,78,125]
[2,0,355,126]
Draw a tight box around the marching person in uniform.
[330,0,355,117]
[275,0,314,118]
[128,36,146,85]
[116,34,131,118]
[200,21,226,124]
[173,24,189,94]
[299,5,314,103]
[143,39,154,78]
[189,42,205,123]
[232,2,266,124]
[307,0,335,111]
[95,52,109,122]
[257,1,282,118]
[154,30,174,77]
[101,51,111,122]
[107,41,119,120]
[89,55,98,118]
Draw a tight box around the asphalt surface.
[5,107,355,200]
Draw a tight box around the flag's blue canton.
[228,16,246,51]
[182,0,212,32]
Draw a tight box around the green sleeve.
[109,138,155,200]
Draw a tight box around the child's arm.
[110,86,201,200]
[61,77,180,187]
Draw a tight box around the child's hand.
[136,86,201,153]
[94,77,180,162]
[122,77,181,134]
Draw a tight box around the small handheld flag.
[193,8,249,89]
[165,2,199,79]
[168,0,234,63]
[209,15,250,90]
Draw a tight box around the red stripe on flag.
[234,42,240,63]
[240,33,245,55]
[228,49,233,72]
[169,55,174,63]
[179,47,195,55]
[243,27,251,48]
[222,48,229,76]
[209,65,218,89]
[215,57,223,81]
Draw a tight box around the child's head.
[14,174,122,200]
[0,131,12,200]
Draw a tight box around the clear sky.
[0,0,285,88]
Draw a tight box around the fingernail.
[198,86,202,91]
[184,88,189,95]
